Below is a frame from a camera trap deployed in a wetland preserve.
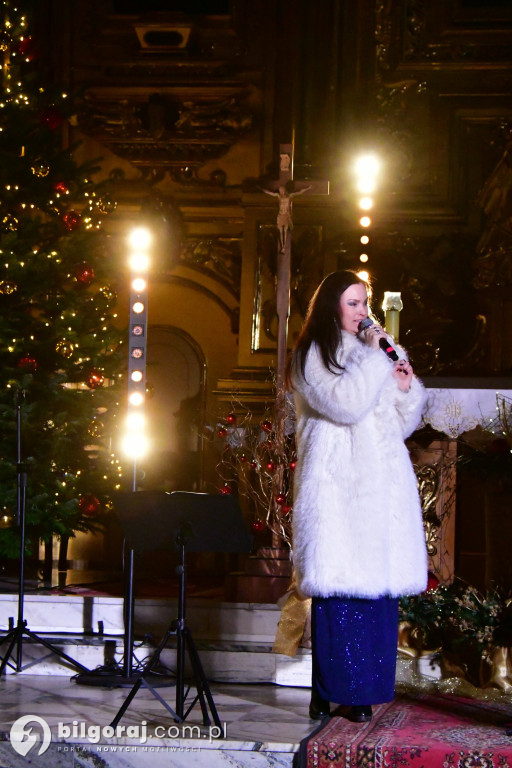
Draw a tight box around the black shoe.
[347,705,372,723]
[309,689,330,720]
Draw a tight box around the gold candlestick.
[382,291,403,342]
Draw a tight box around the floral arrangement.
[458,394,512,489]
[399,577,512,685]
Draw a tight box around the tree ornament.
[18,36,36,59]
[96,196,117,215]
[0,30,11,52]
[55,339,75,358]
[217,426,228,438]
[426,571,440,592]
[75,262,95,286]
[98,285,116,302]
[0,510,14,528]
[62,210,81,231]
[31,159,50,177]
[261,419,273,433]
[282,504,292,516]
[276,493,287,505]
[18,354,37,372]
[2,213,19,232]
[289,461,296,471]
[79,493,100,516]
[0,280,17,294]
[266,461,276,471]
[39,104,64,130]
[252,519,265,533]
[220,483,233,495]
[86,369,105,389]
[226,413,237,424]
[87,419,104,439]
[54,181,69,194]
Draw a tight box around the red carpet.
[297,692,512,768]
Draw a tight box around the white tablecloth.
[422,386,512,438]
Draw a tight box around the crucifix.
[262,143,329,542]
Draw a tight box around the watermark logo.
[10,715,52,757]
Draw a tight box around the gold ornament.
[0,509,14,528]
[31,159,50,178]
[0,280,17,295]
[87,419,104,439]
[55,339,75,358]
[96,197,117,215]
[2,214,19,232]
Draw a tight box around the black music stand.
[109,491,252,729]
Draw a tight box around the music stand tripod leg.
[183,626,222,730]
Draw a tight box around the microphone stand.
[0,389,89,675]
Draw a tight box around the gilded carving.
[180,238,242,296]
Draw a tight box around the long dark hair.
[286,270,370,387]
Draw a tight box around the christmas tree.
[0,1,124,560]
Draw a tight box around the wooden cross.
[263,143,329,409]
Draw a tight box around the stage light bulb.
[126,412,145,430]
[132,301,145,314]
[132,277,146,292]
[122,432,148,459]
[131,370,143,382]
[129,392,144,407]
[354,154,380,180]
[357,179,376,194]
[359,197,373,210]
[360,235,369,244]
[129,252,149,272]
[128,227,151,251]
[360,253,369,263]
[360,216,371,228]
[357,270,369,282]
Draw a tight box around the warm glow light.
[130,370,143,382]
[357,179,376,194]
[122,432,148,459]
[126,412,145,430]
[132,301,145,314]
[360,216,371,228]
[359,253,369,263]
[354,154,380,180]
[357,270,370,282]
[132,277,146,292]
[129,392,144,406]
[360,235,370,244]
[359,197,373,210]
[129,252,149,272]
[128,227,151,251]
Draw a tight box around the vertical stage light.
[123,227,151,490]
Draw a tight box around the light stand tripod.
[0,390,89,675]
[108,491,253,729]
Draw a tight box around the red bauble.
[281,504,292,515]
[18,354,37,372]
[79,493,100,516]
[86,369,105,389]
[220,484,233,495]
[217,426,228,438]
[266,461,276,471]
[261,419,273,433]
[289,461,296,471]
[426,571,440,592]
[252,519,265,533]
[75,262,95,286]
[250,460,257,468]
[226,413,237,424]
[62,210,81,231]
[276,493,287,505]
[39,104,64,130]
[54,181,69,194]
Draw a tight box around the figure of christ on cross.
[262,184,314,253]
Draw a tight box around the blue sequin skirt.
[311,595,399,706]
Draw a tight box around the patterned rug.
[297,691,512,768]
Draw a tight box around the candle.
[382,291,403,342]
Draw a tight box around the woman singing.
[288,270,427,723]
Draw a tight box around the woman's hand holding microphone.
[359,319,413,392]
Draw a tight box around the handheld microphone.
[358,318,399,361]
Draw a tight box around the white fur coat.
[291,331,428,599]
